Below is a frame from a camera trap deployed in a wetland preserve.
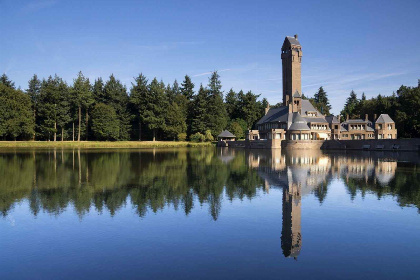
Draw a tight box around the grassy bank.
[0,141,214,149]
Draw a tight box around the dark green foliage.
[190,84,208,134]
[71,72,93,141]
[0,84,34,139]
[340,90,359,120]
[130,73,149,140]
[238,90,261,129]
[227,119,247,139]
[0,74,15,89]
[313,86,331,115]
[181,75,194,100]
[205,71,228,137]
[103,75,131,140]
[91,103,120,140]
[225,89,239,119]
[142,78,168,141]
[165,102,187,140]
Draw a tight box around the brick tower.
[281,34,302,109]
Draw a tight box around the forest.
[0,72,267,141]
[0,72,419,141]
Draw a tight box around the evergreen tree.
[238,90,261,129]
[190,84,208,134]
[205,71,228,137]
[130,73,149,140]
[92,78,106,104]
[26,74,41,140]
[313,86,331,115]
[225,89,238,120]
[180,75,194,100]
[165,102,187,140]
[0,83,34,140]
[0,74,15,89]
[71,72,93,141]
[38,76,66,140]
[103,74,131,140]
[340,90,359,121]
[56,79,71,141]
[142,78,167,141]
[91,103,120,140]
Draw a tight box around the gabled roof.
[304,117,328,123]
[376,114,394,123]
[257,106,289,124]
[301,100,324,118]
[325,115,340,124]
[293,90,301,98]
[289,112,310,131]
[218,130,236,138]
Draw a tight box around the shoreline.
[0,141,214,149]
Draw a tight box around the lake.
[1,147,419,279]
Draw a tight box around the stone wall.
[321,138,420,151]
[282,140,325,150]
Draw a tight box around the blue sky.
[1,0,419,114]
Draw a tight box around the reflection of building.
[281,181,301,259]
[243,149,399,259]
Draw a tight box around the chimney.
[264,102,270,115]
[346,114,349,121]
[374,114,377,121]
[337,115,341,123]
[365,114,368,121]
[294,34,298,39]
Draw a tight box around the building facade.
[250,35,397,144]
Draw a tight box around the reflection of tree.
[0,148,265,220]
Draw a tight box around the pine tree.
[56,79,71,141]
[313,86,331,115]
[205,71,228,137]
[0,74,15,89]
[103,74,131,140]
[0,83,34,140]
[38,76,61,140]
[130,73,149,140]
[91,103,120,140]
[71,72,93,141]
[191,84,208,134]
[165,102,187,140]
[225,88,238,120]
[340,90,359,121]
[238,90,261,129]
[92,78,106,104]
[181,75,194,100]
[142,78,168,141]
[26,74,41,140]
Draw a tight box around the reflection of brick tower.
[281,182,302,259]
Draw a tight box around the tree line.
[302,83,420,138]
[0,72,268,141]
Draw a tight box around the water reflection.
[0,148,419,259]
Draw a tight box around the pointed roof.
[293,90,301,98]
[218,130,236,138]
[325,115,340,124]
[289,112,310,131]
[376,114,394,123]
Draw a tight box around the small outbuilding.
[217,130,236,141]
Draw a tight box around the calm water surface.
[1,148,419,279]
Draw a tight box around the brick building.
[251,35,397,142]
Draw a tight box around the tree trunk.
[33,109,36,141]
[85,109,89,141]
[78,106,81,142]
[139,121,141,141]
[54,121,57,141]
[72,122,75,141]
[153,129,156,141]
[61,127,64,141]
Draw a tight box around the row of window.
[311,125,328,130]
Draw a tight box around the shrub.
[204,130,214,142]
[177,132,187,141]
[190,132,205,142]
